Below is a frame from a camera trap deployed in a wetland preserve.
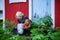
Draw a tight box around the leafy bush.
[5,20,16,28]
[0,34,27,40]
[0,20,27,40]
[0,16,60,40]
[37,16,53,29]
[0,20,3,34]
[31,16,60,40]
[32,34,48,40]
[8,35,27,40]
[30,29,39,36]
[31,16,53,35]
[48,28,60,40]
[31,28,60,40]
[30,22,38,28]
[4,20,16,34]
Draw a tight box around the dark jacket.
[18,16,28,23]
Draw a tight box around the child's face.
[16,16,22,19]
[24,19,30,25]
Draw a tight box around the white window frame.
[9,0,26,3]
[3,0,5,29]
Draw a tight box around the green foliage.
[0,34,11,40]
[30,22,38,28]
[31,16,53,35]
[0,20,4,34]
[8,35,27,40]
[37,16,53,29]
[0,34,27,40]
[48,28,60,40]
[31,16,60,40]
[0,16,60,40]
[5,20,16,28]
[30,29,39,36]
[4,20,16,34]
[32,34,48,40]
[31,28,60,40]
[0,20,3,27]
[0,20,27,40]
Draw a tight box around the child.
[23,19,31,35]
[23,19,31,29]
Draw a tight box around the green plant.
[30,22,38,28]
[48,28,60,40]
[30,16,60,40]
[0,20,3,34]
[8,35,27,40]
[32,34,48,40]
[0,20,3,27]
[4,20,16,34]
[0,34,27,40]
[31,28,60,40]
[30,29,39,36]
[5,20,16,28]
[0,20,16,40]
[0,20,27,40]
[31,16,52,34]
[37,16,53,29]
[0,34,11,40]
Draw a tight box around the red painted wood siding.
[5,0,29,25]
[55,0,60,27]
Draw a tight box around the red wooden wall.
[55,0,60,27]
[5,0,29,25]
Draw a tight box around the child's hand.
[22,25,25,29]
[22,24,27,29]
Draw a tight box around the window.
[9,0,26,3]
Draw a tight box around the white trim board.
[51,0,55,29]
[29,0,32,20]
[29,0,55,29]
[3,0,5,29]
